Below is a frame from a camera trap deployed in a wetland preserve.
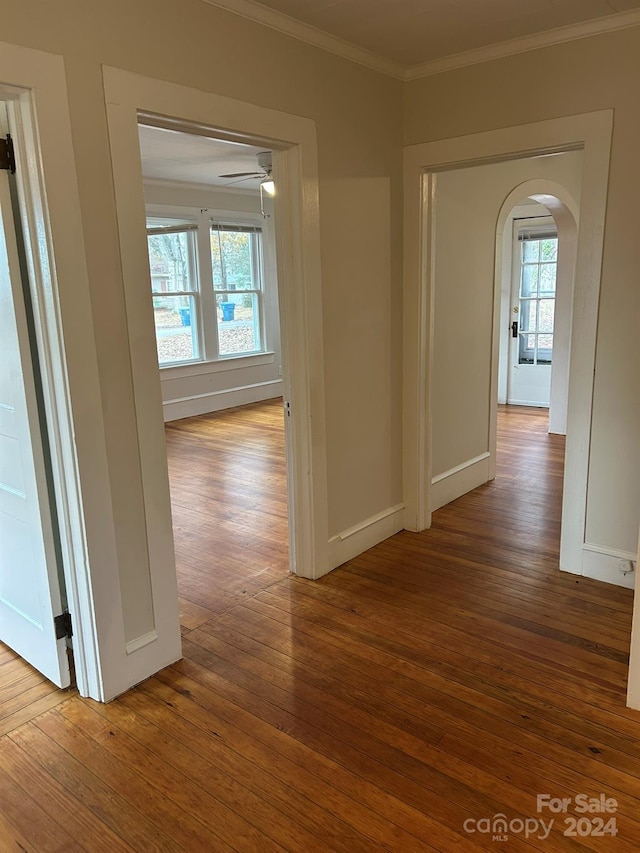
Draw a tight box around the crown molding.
[199,0,405,79]
[405,8,640,80]
[200,0,640,83]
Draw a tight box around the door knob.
[511,320,518,338]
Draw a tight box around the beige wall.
[406,27,640,555]
[1,0,403,567]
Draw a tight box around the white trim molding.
[197,0,640,82]
[199,0,404,79]
[162,379,282,421]
[431,453,491,513]
[328,504,405,572]
[405,9,640,79]
[125,629,159,655]
[581,543,637,590]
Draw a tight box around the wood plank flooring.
[165,400,290,628]
[0,401,637,851]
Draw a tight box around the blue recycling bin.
[221,302,235,321]
[178,307,191,326]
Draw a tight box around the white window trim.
[160,351,275,379]
[147,206,271,367]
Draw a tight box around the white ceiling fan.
[219,150,273,187]
[219,150,275,217]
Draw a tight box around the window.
[517,231,558,365]
[211,223,263,356]
[147,223,199,365]
[146,215,266,366]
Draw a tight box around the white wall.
[144,182,283,420]
[430,151,583,509]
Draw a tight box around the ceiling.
[216,0,640,68]
[140,1,640,181]
[138,124,269,191]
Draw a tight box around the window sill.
[159,352,275,379]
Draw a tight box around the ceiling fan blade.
[219,171,263,178]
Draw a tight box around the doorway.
[497,187,579,439]
[102,66,329,697]
[403,110,612,582]
[136,122,290,617]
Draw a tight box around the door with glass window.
[508,221,558,407]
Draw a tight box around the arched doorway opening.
[493,181,579,438]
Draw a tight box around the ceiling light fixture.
[260,178,275,197]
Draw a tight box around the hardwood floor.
[165,399,290,629]
[0,401,637,851]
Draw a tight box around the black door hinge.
[0,134,15,174]
[54,611,73,640]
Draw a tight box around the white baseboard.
[580,543,637,589]
[327,503,404,571]
[506,399,550,408]
[163,379,283,421]
[430,452,491,512]
[125,629,159,655]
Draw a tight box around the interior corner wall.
[405,27,640,562]
[144,183,283,421]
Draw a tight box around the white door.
[508,221,558,407]
[0,169,71,688]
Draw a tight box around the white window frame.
[211,220,265,358]
[145,205,268,367]
[146,220,201,366]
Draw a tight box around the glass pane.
[539,263,557,294]
[153,295,199,364]
[520,265,539,297]
[538,299,555,332]
[522,240,540,263]
[211,229,256,291]
[540,238,558,261]
[519,334,535,364]
[537,334,553,364]
[519,299,537,332]
[147,231,193,293]
[216,292,260,356]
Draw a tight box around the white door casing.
[0,169,70,688]
[403,110,613,580]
